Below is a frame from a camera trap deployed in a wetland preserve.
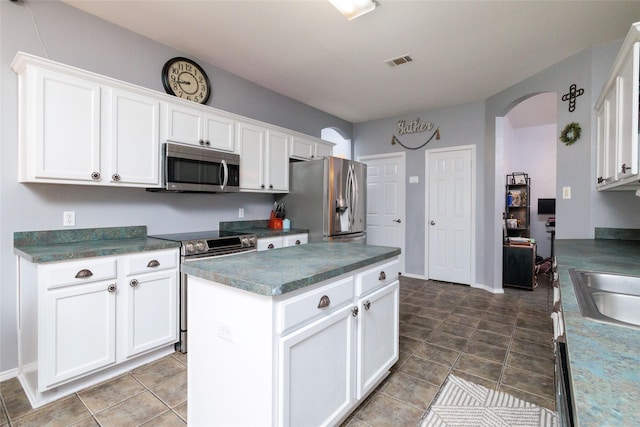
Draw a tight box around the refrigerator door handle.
[350,164,358,229]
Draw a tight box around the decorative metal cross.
[562,83,584,112]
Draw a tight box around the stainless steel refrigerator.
[279,157,367,243]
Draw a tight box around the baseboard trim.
[0,367,19,382]
[471,282,504,294]
[399,272,428,280]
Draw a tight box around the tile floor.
[0,275,555,427]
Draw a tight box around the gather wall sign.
[391,118,440,150]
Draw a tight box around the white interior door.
[358,153,406,274]
[426,146,474,285]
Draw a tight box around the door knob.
[430,220,436,225]
[392,219,402,223]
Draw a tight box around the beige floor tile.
[354,393,424,427]
[131,356,186,388]
[3,389,35,420]
[151,371,187,408]
[381,371,439,410]
[94,391,169,427]
[413,342,460,367]
[78,374,145,413]
[173,401,187,421]
[454,353,503,382]
[11,395,90,427]
[0,378,23,398]
[500,366,555,400]
[399,356,450,386]
[140,410,186,426]
[69,416,100,426]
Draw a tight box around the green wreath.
[560,122,581,145]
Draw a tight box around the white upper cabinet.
[12,53,161,188]
[104,88,160,186]
[290,135,334,160]
[24,67,102,183]
[595,23,640,190]
[11,52,336,192]
[236,121,289,192]
[162,102,235,152]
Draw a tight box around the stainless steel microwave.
[154,142,240,193]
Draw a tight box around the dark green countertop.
[181,242,400,296]
[556,239,640,427]
[13,226,180,263]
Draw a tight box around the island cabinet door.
[278,303,355,427]
[356,280,399,399]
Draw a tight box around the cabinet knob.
[75,269,93,279]
[107,284,117,293]
[295,240,301,245]
[317,295,331,309]
[129,279,139,288]
[430,220,436,226]
[269,184,273,189]
[199,139,205,146]
[261,184,265,189]
[112,173,121,182]
[205,140,211,146]
[147,259,160,268]
[91,172,100,180]
[351,306,359,317]
[364,300,371,310]
[378,271,386,281]
[621,163,629,173]
[268,243,275,249]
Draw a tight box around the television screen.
[538,198,556,215]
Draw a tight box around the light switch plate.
[562,186,571,199]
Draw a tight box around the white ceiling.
[62,0,640,124]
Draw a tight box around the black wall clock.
[162,57,211,104]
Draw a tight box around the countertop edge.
[182,245,401,297]
[14,237,181,263]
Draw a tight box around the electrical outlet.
[63,211,75,227]
[562,186,571,199]
[238,208,245,218]
[217,320,234,342]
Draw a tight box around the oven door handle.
[220,159,229,191]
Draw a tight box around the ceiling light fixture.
[328,0,376,20]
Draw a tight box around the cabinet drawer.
[125,249,178,276]
[277,276,354,334]
[283,233,308,247]
[356,259,399,296]
[257,237,283,251]
[41,257,117,289]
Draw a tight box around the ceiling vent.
[385,55,413,67]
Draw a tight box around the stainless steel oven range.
[150,230,257,353]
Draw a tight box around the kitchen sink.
[569,269,640,329]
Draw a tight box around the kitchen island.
[182,242,401,427]
[556,237,640,426]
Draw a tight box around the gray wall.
[354,38,640,291]
[0,0,352,373]
[354,101,486,278]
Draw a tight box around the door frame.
[357,152,406,275]
[424,145,476,286]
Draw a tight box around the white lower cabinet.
[42,278,117,389]
[356,282,400,399]
[124,269,178,358]
[18,248,179,407]
[187,256,399,426]
[279,303,355,426]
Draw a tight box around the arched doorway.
[496,92,558,288]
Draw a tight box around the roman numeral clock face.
[162,57,211,104]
